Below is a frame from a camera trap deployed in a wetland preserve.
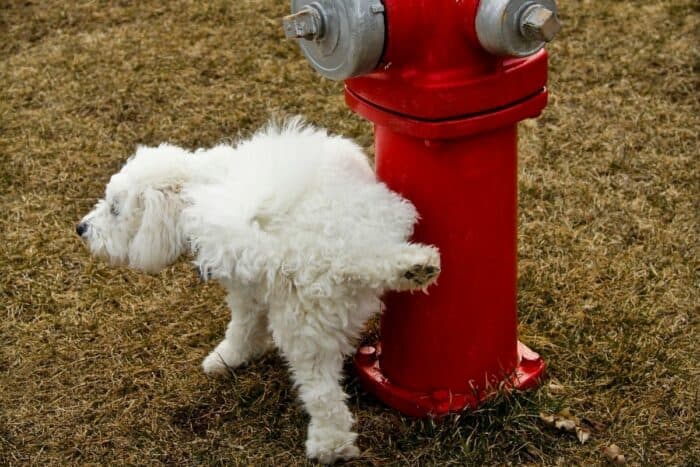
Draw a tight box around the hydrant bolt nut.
[283,6,323,40]
[520,5,560,42]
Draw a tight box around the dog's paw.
[392,244,440,291]
[403,263,440,288]
[201,350,233,376]
[306,429,359,464]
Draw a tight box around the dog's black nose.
[76,222,88,237]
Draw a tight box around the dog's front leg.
[202,287,273,375]
[269,301,360,464]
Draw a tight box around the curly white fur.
[78,119,440,463]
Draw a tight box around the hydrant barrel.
[375,125,520,393]
[349,91,548,416]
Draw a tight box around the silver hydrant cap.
[283,0,385,81]
[476,0,561,57]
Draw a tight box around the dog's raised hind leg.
[369,243,441,292]
[202,288,273,376]
[341,243,441,292]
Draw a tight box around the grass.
[1,0,698,464]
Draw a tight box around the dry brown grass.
[1,0,698,465]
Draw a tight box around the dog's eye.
[109,202,120,216]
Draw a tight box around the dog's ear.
[128,187,184,273]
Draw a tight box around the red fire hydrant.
[284,0,560,417]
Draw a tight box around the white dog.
[78,119,440,463]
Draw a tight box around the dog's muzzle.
[76,222,88,237]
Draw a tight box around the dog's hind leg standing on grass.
[265,249,439,464]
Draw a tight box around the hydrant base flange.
[354,341,545,418]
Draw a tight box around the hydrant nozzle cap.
[476,0,560,57]
[283,0,385,81]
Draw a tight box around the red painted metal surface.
[346,0,548,417]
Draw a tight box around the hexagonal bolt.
[520,5,561,42]
[283,6,323,40]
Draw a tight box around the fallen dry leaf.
[602,444,626,464]
[539,408,592,444]
[576,427,591,444]
[557,408,580,423]
[539,412,555,424]
[548,381,566,394]
[555,418,577,431]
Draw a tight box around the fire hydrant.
[284,0,560,417]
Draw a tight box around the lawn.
[1,0,698,465]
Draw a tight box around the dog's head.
[78,144,191,274]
